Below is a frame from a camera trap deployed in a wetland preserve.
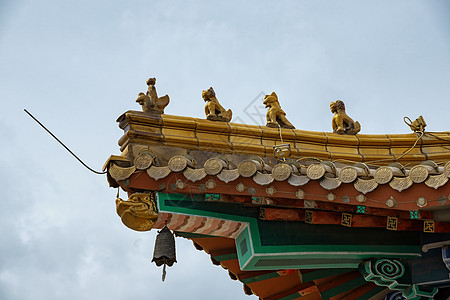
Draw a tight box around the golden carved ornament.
[416,197,428,208]
[341,213,352,227]
[183,168,207,182]
[263,92,295,129]
[425,173,448,190]
[305,210,313,224]
[136,77,170,114]
[109,163,136,181]
[116,193,158,231]
[307,163,326,180]
[238,160,261,177]
[288,174,310,186]
[354,178,378,194]
[265,186,277,196]
[217,169,240,183]
[147,166,171,181]
[424,220,435,233]
[330,100,360,135]
[236,182,246,192]
[205,179,217,189]
[385,196,397,208]
[374,167,394,184]
[272,163,292,181]
[176,179,186,189]
[253,171,274,186]
[387,216,398,230]
[408,165,429,183]
[389,176,412,192]
[339,166,358,183]
[202,87,232,122]
[295,189,306,199]
[134,152,154,170]
[320,177,342,190]
[356,194,367,203]
[327,192,337,201]
[204,158,226,175]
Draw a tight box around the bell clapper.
[162,262,166,282]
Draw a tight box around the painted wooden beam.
[354,286,388,300]
[238,270,281,284]
[262,282,317,300]
[300,269,355,283]
[272,198,432,220]
[318,272,366,300]
[262,207,449,233]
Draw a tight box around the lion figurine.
[136,77,170,114]
[263,92,295,129]
[330,100,360,135]
[202,87,232,122]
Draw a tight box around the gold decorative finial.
[202,87,232,122]
[404,116,426,133]
[136,77,170,114]
[330,100,360,135]
[263,92,295,129]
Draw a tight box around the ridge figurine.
[263,92,295,129]
[136,77,170,114]
[330,100,360,135]
[202,87,233,122]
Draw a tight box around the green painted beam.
[240,272,280,284]
[159,193,422,272]
[279,292,302,300]
[301,269,355,283]
[320,276,367,300]
[212,253,238,262]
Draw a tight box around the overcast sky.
[0,1,449,299]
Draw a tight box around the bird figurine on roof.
[136,77,170,114]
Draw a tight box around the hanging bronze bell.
[152,225,176,281]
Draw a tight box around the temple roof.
[117,111,450,163]
[109,111,450,213]
[108,109,450,300]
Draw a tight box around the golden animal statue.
[116,193,159,231]
[330,100,361,135]
[136,77,170,114]
[263,92,295,129]
[202,87,232,122]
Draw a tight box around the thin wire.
[363,131,424,165]
[24,109,106,175]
